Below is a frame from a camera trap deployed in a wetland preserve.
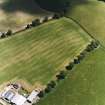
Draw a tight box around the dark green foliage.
[66,62,74,70]
[56,71,66,80]
[45,85,52,93]
[43,16,48,23]
[1,33,6,38]
[74,58,80,64]
[86,41,99,52]
[53,14,61,19]
[91,40,99,48]
[25,24,31,29]
[31,19,40,27]
[48,81,56,88]
[38,91,44,98]
[6,29,12,36]
[45,81,56,93]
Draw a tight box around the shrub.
[73,58,80,64]
[45,85,52,93]
[48,81,56,88]
[31,19,40,27]
[1,33,6,38]
[43,16,48,23]
[6,30,12,36]
[56,70,66,80]
[38,91,44,98]
[66,62,74,70]
[25,24,31,29]
[53,14,61,19]
[91,40,99,48]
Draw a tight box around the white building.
[11,93,26,105]
[0,84,40,105]
[27,90,39,103]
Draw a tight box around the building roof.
[1,90,15,101]
[27,90,39,103]
[11,93,26,105]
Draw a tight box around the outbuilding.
[27,90,39,103]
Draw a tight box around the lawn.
[65,0,105,47]
[37,47,105,105]
[0,17,91,88]
[0,0,52,32]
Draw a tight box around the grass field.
[37,47,105,105]
[0,0,52,32]
[65,0,105,47]
[0,17,91,88]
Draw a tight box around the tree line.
[36,40,99,103]
[0,13,63,39]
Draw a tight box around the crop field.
[0,0,51,32]
[37,47,105,105]
[65,0,105,47]
[0,17,91,88]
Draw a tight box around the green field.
[0,0,51,32]
[31,1,105,105]
[0,17,91,87]
[37,47,105,105]
[66,0,105,47]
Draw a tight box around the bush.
[45,85,52,93]
[56,71,66,80]
[48,81,56,88]
[53,13,61,19]
[1,33,6,38]
[31,19,40,27]
[38,91,44,98]
[73,58,80,64]
[43,16,48,23]
[66,62,74,70]
[25,24,31,29]
[6,30,12,36]
[91,40,99,48]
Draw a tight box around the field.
[32,1,105,105]
[0,0,105,105]
[37,47,105,105]
[65,0,105,47]
[0,0,52,32]
[0,17,91,88]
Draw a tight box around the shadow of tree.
[0,0,46,15]
[35,0,89,12]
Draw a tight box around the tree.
[25,24,31,29]
[6,30,12,36]
[31,19,40,27]
[74,58,80,64]
[38,91,44,98]
[56,71,66,80]
[77,53,85,61]
[91,40,99,48]
[86,44,94,52]
[66,62,74,70]
[1,33,6,38]
[48,81,56,88]
[53,13,61,19]
[45,85,52,93]
[43,16,48,23]
[31,20,37,27]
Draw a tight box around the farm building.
[0,83,40,105]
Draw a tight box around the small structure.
[11,93,26,105]
[27,90,39,103]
